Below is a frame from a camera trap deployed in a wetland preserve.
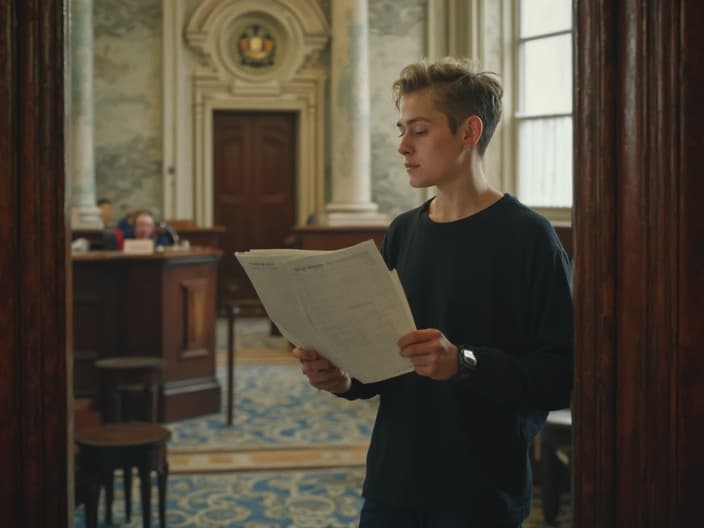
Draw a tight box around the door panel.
[213,112,297,303]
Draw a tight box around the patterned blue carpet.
[73,469,571,527]
[168,365,378,451]
[75,361,375,527]
[74,468,366,527]
[73,320,571,527]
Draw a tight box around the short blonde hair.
[392,57,503,156]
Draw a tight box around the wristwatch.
[456,345,478,379]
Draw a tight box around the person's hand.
[398,329,459,380]
[292,347,352,394]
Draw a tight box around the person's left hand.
[398,329,459,380]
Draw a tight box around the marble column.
[70,0,102,228]
[325,0,387,226]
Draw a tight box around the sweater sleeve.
[466,243,574,412]
[335,377,385,400]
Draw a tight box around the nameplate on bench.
[124,239,155,254]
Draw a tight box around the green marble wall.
[90,0,426,219]
[93,0,163,218]
[368,0,428,217]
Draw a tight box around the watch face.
[460,348,477,369]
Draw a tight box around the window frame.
[511,1,574,223]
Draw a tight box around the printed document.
[235,239,415,383]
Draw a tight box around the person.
[116,209,177,249]
[292,57,574,527]
[93,198,120,249]
[97,198,115,228]
[133,210,157,240]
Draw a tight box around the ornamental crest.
[236,24,276,68]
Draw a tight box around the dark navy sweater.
[339,194,574,524]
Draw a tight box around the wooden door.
[213,112,297,303]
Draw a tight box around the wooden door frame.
[0,0,71,526]
[196,97,322,227]
[573,0,703,525]
[177,0,328,225]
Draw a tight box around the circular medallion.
[235,23,276,68]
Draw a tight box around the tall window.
[515,0,573,209]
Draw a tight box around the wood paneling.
[573,3,619,523]
[574,0,703,526]
[290,225,387,251]
[174,226,225,249]
[0,0,70,525]
[181,278,209,357]
[72,249,222,422]
[678,1,704,521]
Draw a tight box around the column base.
[71,206,103,229]
[325,202,388,226]
[325,211,389,227]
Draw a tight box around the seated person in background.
[95,198,120,249]
[116,210,178,249]
[115,211,136,241]
[97,198,115,228]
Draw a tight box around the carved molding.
[186,0,328,82]
[180,278,208,358]
[181,0,330,225]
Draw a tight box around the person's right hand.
[292,347,351,394]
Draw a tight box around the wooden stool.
[74,398,102,523]
[93,357,167,523]
[74,465,100,527]
[76,423,171,528]
[94,356,167,423]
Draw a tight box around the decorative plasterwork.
[183,0,329,225]
[187,0,328,81]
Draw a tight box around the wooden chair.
[74,455,100,528]
[541,409,572,525]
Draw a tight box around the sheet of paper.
[234,253,319,348]
[235,240,415,383]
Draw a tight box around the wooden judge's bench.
[72,247,222,422]
[289,225,387,250]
